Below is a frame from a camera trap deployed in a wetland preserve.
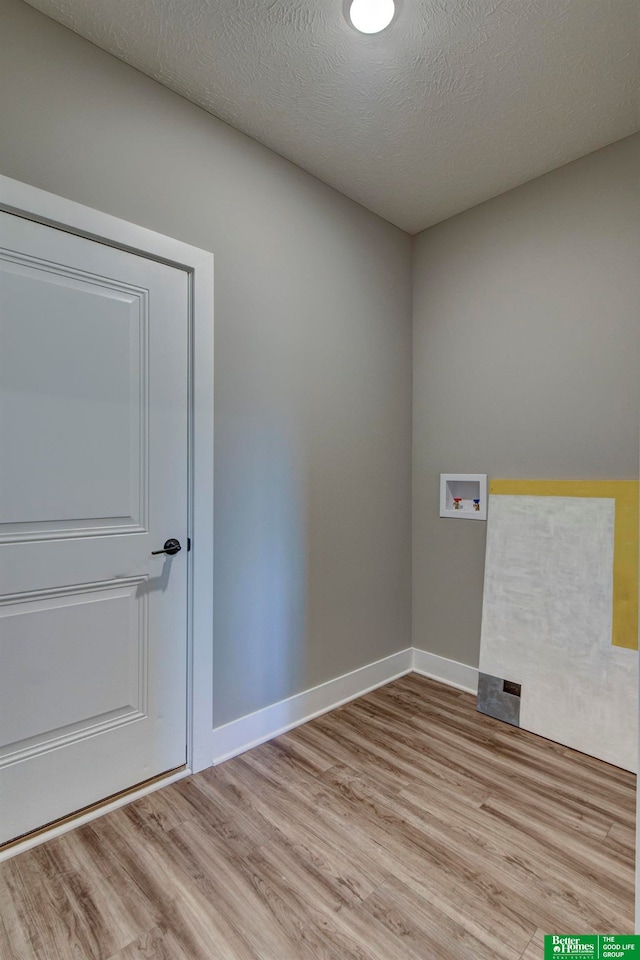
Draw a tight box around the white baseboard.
[210,646,479,765]
[211,647,413,764]
[412,648,478,694]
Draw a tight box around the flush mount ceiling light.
[348,0,396,34]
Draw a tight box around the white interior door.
[0,211,189,844]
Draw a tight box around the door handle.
[151,538,182,556]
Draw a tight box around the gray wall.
[3,0,637,715]
[0,0,413,726]
[412,133,640,668]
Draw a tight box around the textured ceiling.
[24,0,640,233]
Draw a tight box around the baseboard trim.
[211,647,414,764]
[412,648,478,694]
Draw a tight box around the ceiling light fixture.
[349,0,396,34]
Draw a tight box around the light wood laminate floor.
[0,674,635,959]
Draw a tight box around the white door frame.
[0,174,214,814]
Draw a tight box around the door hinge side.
[187,537,191,552]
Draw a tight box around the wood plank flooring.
[0,674,635,959]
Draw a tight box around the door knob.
[151,538,182,556]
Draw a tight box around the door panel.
[0,212,188,843]
[0,577,147,763]
[0,259,147,539]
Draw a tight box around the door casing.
[0,173,214,857]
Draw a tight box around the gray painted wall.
[2,0,637,723]
[412,133,640,668]
[0,0,412,726]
